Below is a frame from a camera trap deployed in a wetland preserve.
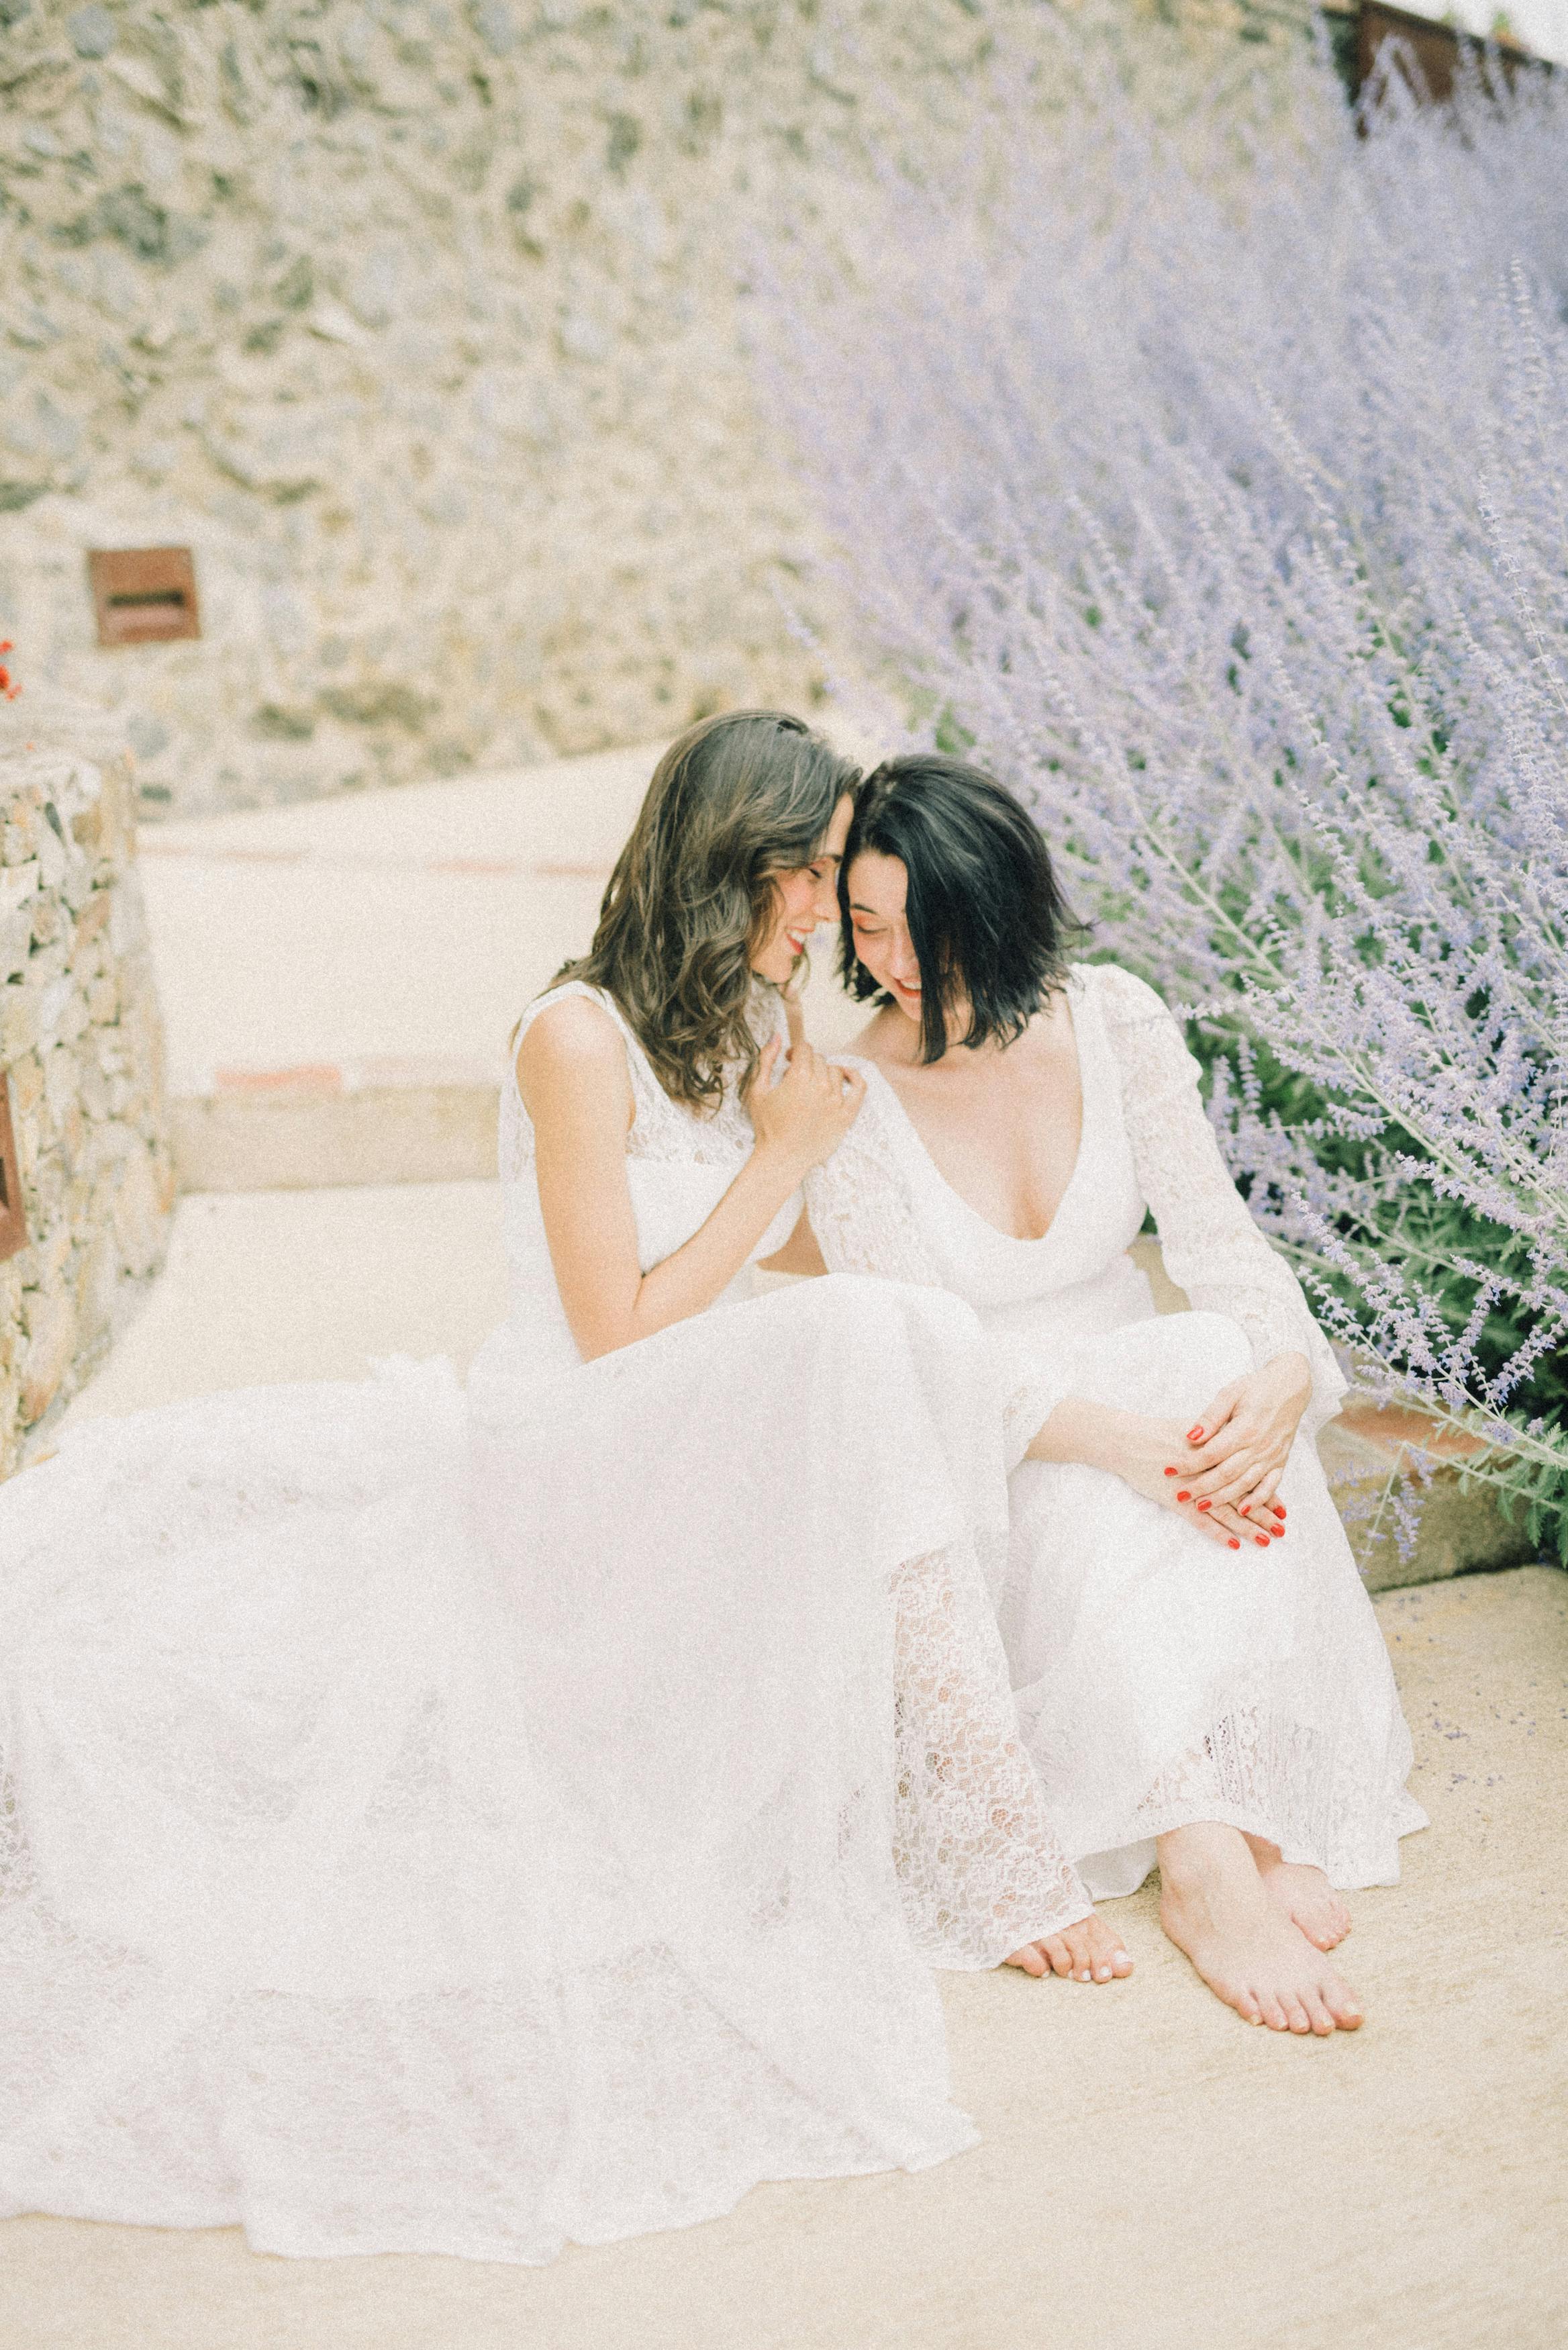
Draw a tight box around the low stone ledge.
[1,745,175,1474]
[173,1068,499,1192]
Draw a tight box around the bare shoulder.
[516,992,633,1119]
[850,1004,906,1068]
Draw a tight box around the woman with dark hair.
[0,714,1105,2265]
[778,751,1424,2039]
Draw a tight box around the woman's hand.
[1026,1400,1272,1552]
[1171,1352,1312,1531]
[745,1035,865,1180]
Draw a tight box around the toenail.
[1077,1969,1091,1981]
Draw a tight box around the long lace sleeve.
[1092,965,1347,1438]
[805,1072,1063,1468]
[889,1546,1093,1961]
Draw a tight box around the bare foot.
[1157,1822,1363,2034]
[1006,1910,1133,1983]
[1244,1836,1352,1952]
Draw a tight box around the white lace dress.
[0,980,1089,2266]
[806,963,1427,1897]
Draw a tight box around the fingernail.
[1255,1535,1269,1547]
[1228,1538,1241,1549]
[1163,1466,1177,1476]
[1273,1504,1287,1519]
[1176,1489,1191,1502]
[1238,1503,1250,1515]
[1187,1427,1203,1442]
[1195,1498,1212,1511]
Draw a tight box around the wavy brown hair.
[555,710,860,1109]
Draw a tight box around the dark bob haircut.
[840,753,1086,1062]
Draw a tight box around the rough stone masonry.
[0,740,173,1471]
[0,0,1292,820]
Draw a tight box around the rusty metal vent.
[87,547,201,647]
[0,1075,26,1264]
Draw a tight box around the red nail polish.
[1255,1534,1269,1547]
[1195,1498,1212,1511]
[1238,1503,1250,1515]
[1228,1538,1241,1550]
[1273,1504,1286,1519]
[1176,1490,1191,1503]
[1163,1466,1177,1476]
[1187,1427,1203,1443]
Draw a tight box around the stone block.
[20,1282,77,1422]
[1,749,172,1472]
[112,1141,165,1278]
[172,1080,501,1192]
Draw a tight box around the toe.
[1005,1944,1046,1976]
[1324,1975,1364,2030]
[1281,1995,1314,2034]
[1303,1989,1337,2036]
[1257,1991,1290,2032]
[1112,1946,1134,1977]
[1040,1936,1074,1979]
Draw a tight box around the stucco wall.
[0,0,1294,820]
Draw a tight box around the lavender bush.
[763,31,1568,1558]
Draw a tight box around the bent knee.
[1175,1311,1255,1389]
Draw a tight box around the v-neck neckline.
[860,974,1094,1250]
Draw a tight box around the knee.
[1176,1311,1255,1390]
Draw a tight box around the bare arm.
[758,1205,828,1278]
[519,996,861,1360]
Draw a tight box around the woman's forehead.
[846,847,908,914]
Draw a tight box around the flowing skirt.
[0,1275,1084,2264]
[998,1311,1426,1899]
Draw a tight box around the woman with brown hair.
[0,712,1112,2268]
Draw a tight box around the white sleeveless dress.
[806,963,1426,1897]
[0,980,1089,2265]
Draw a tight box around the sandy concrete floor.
[13,1175,1566,2349]
[3,1564,1563,2350]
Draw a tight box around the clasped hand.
[1153,1352,1313,1550]
[744,1033,865,1177]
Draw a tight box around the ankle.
[1157,1821,1257,1897]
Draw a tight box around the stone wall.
[0,0,1303,821]
[0,737,174,1472]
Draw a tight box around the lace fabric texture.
[1091,964,1347,1440]
[805,962,1424,1897]
[0,980,1086,2264]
